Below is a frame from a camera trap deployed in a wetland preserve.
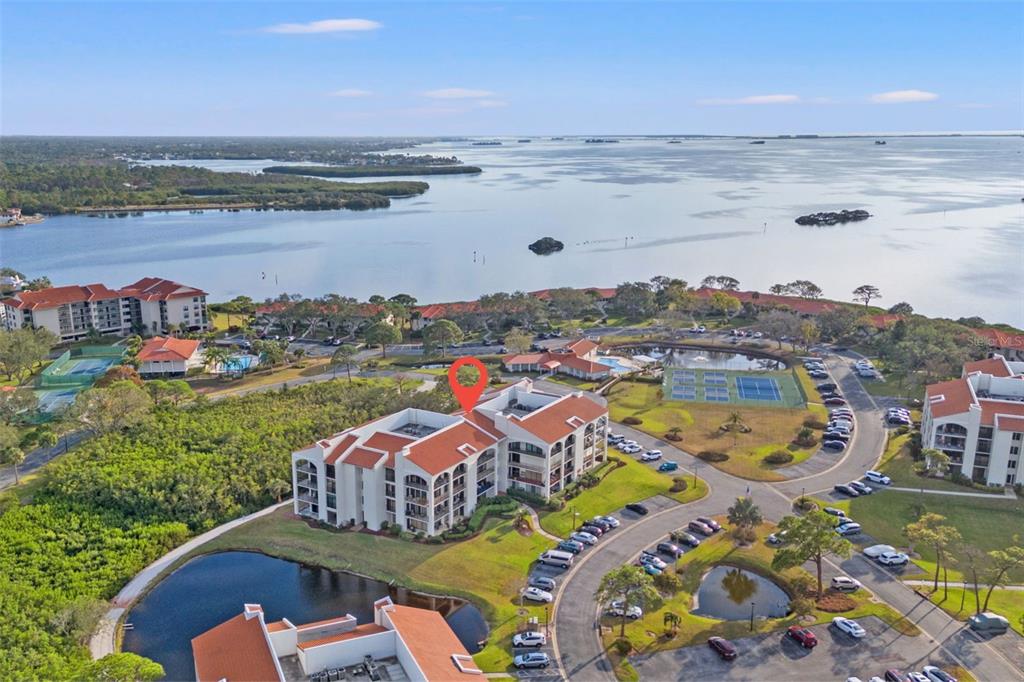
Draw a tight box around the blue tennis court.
[65,357,117,376]
[735,376,782,401]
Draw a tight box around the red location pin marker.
[448,357,489,412]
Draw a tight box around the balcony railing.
[477,480,495,495]
[296,464,317,476]
[510,474,546,487]
[298,492,318,504]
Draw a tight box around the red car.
[707,636,737,660]
[786,625,818,648]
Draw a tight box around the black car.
[626,503,649,515]
[823,431,850,442]
[817,382,838,392]
[819,391,842,400]
[707,636,738,660]
[670,530,701,547]
[656,542,683,558]
[848,481,873,495]
[580,524,604,537]
[833,484,859,497]
[588,518,613,532]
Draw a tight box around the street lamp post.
[749,602,756,631]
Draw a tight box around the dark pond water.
[650,347,785,371]
[121,551,487,682]
[692,565,791,620]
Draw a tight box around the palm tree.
[727,411,744,431]
[663,611,681,634]
[923,448,950,477]
[330,344,359,382]
[727,496,763,530]
[265,478,292,503]
[203,346,231,374]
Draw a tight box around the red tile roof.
[296,623,389,650]
[692,287,842,316]
[973,328,1024,350]
[995,415,1024,432]
[415,301,483,319]
[925,377,976,419]
[514,394,606,441]
[980,399,1024,428]
[364,432,415,468]
[343,447,385,469]
[565,338,599,355]
[383,604,478,679]
[136,336,200,362]
[964,357,1013,378]
[265,620,291,633]
[324,433,358,465]
[119,277,207,301]
[192,612,281,682]
[3,283,122,310]
[462,410,503,439]
[504,353,545,366]
[406,421,498,475]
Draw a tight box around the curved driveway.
[551,354,1024,681]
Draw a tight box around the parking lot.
[631,616,962,681]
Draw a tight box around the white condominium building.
[922,355,1024,486]
[292,379,608,536]
[0,277,208,342]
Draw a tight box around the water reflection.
[721,567,758,605]
[692,565,790,620]
[636,347,785,371]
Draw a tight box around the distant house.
[3,208,21,220]
[136,336,203,377]
[503,338,611,381]
[973,328,1024,362]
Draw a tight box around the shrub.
[803,417,827,430]
[622,416,643,425]
[506,487,547,507]
[732,526,757,543]
[790,596,816,618]
[697,450,729,462]
[611,638,632,656]
[896,425,911,435]
[653,571,682,594]
[797,427,813,439]
[794,496,816,512]
[764,450,794,465]
[950,471,973,487]
[669,477,688,493]
[816,592,857,612]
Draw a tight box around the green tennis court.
[663,367,805,408]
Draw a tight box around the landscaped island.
[264,164,482,179]
[794,209,871,226]
[528,236,565,255]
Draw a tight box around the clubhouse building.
[192,598,481,682]
[292,379,608,535]
[922,355,1024,486]
[502,338,612,381]
[0,277,209,342]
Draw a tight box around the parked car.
[621,444,642,454]
[513,652,550,669]
[767,530,789,545]
[809,370,829,379]
[580,524,605,537]
[786,625,818,648]
[688,520,714,536]
[887,415,912,426]
[656,542,683,558]
[831,576,862,592]
[876,551,910,566]
[557,540,584,554]
[696,516,721,532]
[641,450,663,461]
[863,544,896,558]
[538,550,574,568]
[588,517,613,532]
[836,522,862,536]
[639,552,668,570]
[658,461,679,472]
[637,561,663,576]
[529,576,556,591]
[921,666,957,682]
[570,531,598,546]
[707,636,738,660]
[824,431,851,443]
[832,616,867,638]
[825,397,848,406]
[968,611,1009,634]
[608,434,625,444]
[671,530,701,547]
[823,440,847,452]
[906,673,930,682]
[831,408,854,418]
[626,503,650,515]
[513,631,547,648]
[824,507,846,517]
[834,483,859,496]
[598,515,621,528]
[607,601,642,619]
[817,382,839,392]
[522,587,553,603]
[884,670,907,682]
[865,470,892,485]
[849,481,873,495]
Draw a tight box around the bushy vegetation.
[0,379,452,679]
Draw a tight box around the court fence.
[37,346,126,389]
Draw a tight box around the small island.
[795,209,871,226]
[528,237,565,255]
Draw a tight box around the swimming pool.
[597,357,633,373]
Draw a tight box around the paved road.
[0,430,90,491]
[550,354,1024,681]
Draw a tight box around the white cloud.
[697,94,800,106]
[476,99,508,108]
[870,89,939,103]
[421,88,495,99]
[328,89,373,98]
[262,19,381,34]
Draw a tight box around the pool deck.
[279,655,410,682]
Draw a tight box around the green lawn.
[824,491,1024,581]
[542,374,601,392]
[538,455,708,537]
[926,587,1024,636]
[604,521,917,658]
[194,508,554,672]
[605,377,826,481]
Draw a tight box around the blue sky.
[3,1,1021,136]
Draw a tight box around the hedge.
[764,450,794,465]
[697,450,729,462]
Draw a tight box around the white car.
[621,444,642,454]
[830,576,861,592]
[608,434,625,444]
[864,470,891,485]
[877,551,910,566]
[608,600,643,619]
[907,674,930,682]
[598,515,620,528]
[617,440,639,449]
[862,544,895,558]
[752,331,763,339]
[640,450,663,461]
[571,531,598,545]
[921,665,957,682]
[512,631,547,648]
[522,587,553,603]
[832,616,867,638]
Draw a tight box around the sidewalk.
[889,486,1017,499]
[903,580,1024,591]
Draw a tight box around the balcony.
[476,480,495,496]
[405,508,427,520]
[298,492,318,504]
[510,473,546,487]
[296,463,318,476]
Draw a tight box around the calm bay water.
[121,551,487,682]
[2,137,1021,325]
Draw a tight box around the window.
[1008,460,1017,469]
[1014,432,1023,442]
